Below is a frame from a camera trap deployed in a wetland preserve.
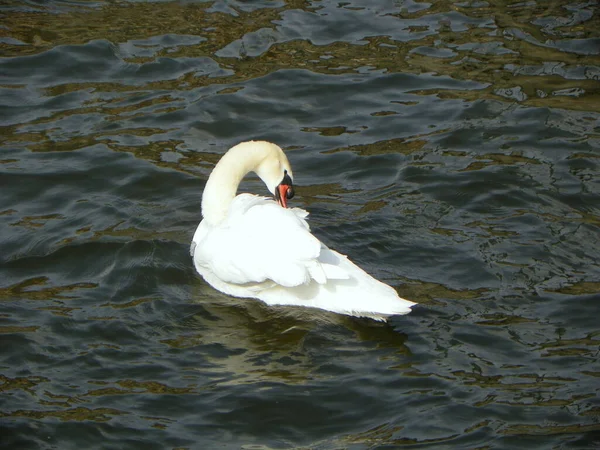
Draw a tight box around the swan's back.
[192,194,415,321]
[193,194,322,287]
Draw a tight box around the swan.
[190,141,416,321]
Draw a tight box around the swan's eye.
[286,186,295,200]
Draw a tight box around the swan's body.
[191,141,416,321]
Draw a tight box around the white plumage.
[191,141,416,321]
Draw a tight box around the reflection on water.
[1,0,599,448]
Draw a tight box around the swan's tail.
[257,249,416,321]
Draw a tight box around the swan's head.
[254,142,295,208]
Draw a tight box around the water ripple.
[1,0,599,449]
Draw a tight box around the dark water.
[1,0,600,448]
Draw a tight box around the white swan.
[191,141,416,321]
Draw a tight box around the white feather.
[191,141,416,321]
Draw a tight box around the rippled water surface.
[2,0,600,448]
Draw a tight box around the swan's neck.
[201,142,269,225]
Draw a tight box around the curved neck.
[201,142,270,225]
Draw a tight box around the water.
[1,1,599,448]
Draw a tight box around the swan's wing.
[193,195,345,288]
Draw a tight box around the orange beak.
[276,184,289,208]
